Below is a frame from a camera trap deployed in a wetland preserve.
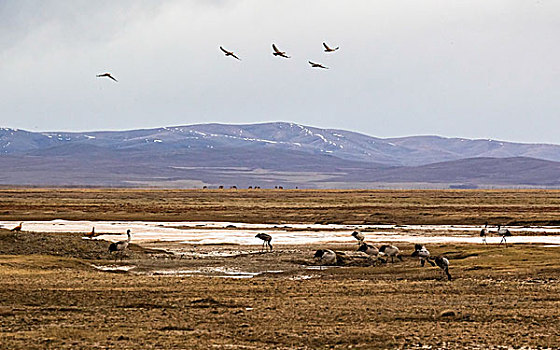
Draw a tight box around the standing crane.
[255,233,273,251]
[108,230,131,260]
[10,222,23,232]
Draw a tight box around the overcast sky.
[1,0,559,143]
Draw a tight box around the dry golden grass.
[1,188,560,225]
[1,188,560,349]
[1,242,560,349]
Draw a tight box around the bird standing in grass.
[497,225,512,246]
[84,227,98,239]
[10,222,23,232]
[480,223,488,245]
[411,244,435,267]
[314,249,337,270]
[108,229,131,260]
[433,256,452,281]
[255,233,273,251]
[351,231,365,246]
[357,242,386,264]
[379,244,403,263]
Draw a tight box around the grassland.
[1,188,560,225]
[1,189,560,349]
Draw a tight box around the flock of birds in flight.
[96,42,340,82]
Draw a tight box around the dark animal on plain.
[378,244,403,263]
[411,244,435,267]
[219,46,241,60]
[272,44,290,58]
[323,42,339,52]
[255,233,272,251]
[96,73,118,82]
[10,222,23,232]
[218,185,224,189]
[108,230,131,260]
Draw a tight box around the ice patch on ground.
[2,220,560,245]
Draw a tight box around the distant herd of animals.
[7,222,517,281]
[96,42,339,83]
[202,186,291,190]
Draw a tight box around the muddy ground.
[1,228,560,349]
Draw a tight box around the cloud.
[0,0,559,143]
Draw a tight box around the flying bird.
[96,73,118,82]
[272,44,290,58]
[323,42,339,52]
[308,61,329,69]
[220,46,241,60]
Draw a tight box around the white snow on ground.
[2,220,560,245]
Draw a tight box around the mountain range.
[1,122,559,188]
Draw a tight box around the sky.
[0,0,559,143]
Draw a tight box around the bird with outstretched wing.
[220,46,241,60]
[96,73,118,82]
[323,42,339,52]
[308,61,329,69]
[272,44,290,58]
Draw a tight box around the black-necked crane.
[84,227,97,239]
[10,222,23,232]
[480,223,489,245]
[433,256,452,281]
[108,229,131,260]
[308,61,328,69]
[219,46,241,60]
[378,244,403,263]
[357,242,386,264]
[351,231,365,246]
[497,225,512,246]
[314,249,337,270]
[96,73,118,82]
[255,233,273,251]
[272,44,290,58]
[411,244,435,267]
[323,42,339,52]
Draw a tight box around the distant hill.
[1,123,559,188]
